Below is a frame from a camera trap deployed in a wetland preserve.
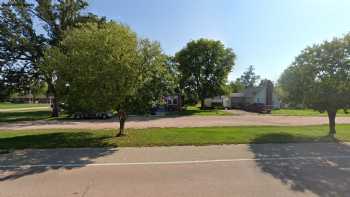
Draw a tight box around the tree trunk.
[327,109,337,137]
[117,110,127,137]
[117,119,125,136]
[200,99,205,109]
[47,81,60,117]
[51,97,59,117]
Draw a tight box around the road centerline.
[1,155,350,169]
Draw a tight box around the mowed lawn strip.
[168,106,233,116]
[1,125,350,150]
[0,103,49,109]
[0,110,68,122]
[0,104,232,123]
[272,109,350,117]
[0,103,58,122]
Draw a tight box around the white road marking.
[1,155,350,169]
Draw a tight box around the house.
[9,94,52,104]
[227,80,280,109]
[204,96,224,108]
[205,80,281,109]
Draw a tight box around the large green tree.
[125,39,177,114]
[0,0,104,116]
[228,79,244,93]
[0,80,11,101]
[175,38,235,108]
[239,65,260,88]
[279,35,350,136]
[41,22,139,136]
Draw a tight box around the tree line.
[1,1,350,136]
[0,0,236,135]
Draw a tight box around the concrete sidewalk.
[1,143,350,196]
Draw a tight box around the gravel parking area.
[1,112,350,130]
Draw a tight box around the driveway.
[1,113,350,130]
[1,143,350,197]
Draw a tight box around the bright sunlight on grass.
[272,109,350,117]
[1,125,349,150]
[0,103,67,122]
[0,102,49,109]
[0,110,67,122]
[168,105,233,116]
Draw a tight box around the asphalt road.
[1,143,350,197]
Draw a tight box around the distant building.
[204,96,223,108]
[10,94,52,104]
[205,80,281,109]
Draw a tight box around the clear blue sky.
[88,0,350,82]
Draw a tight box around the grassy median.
[1,125,350,150]
[0,102,49,109]
[272,109,350,117]
[167,106,233,116]
[0,104,232,123]
[0,110,69,122]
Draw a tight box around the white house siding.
[254,87,267,104]
[243,87,266,105]
[204,96,223,108]
[204,80,281,109]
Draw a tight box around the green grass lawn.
[0,103,231,123]
[0,125,349,150]
[0,102,68,122]
[272,109,350,117]
[168,106,233,116]
[0,105,69,122]
[0,102,49,109]
[0,110,69,122]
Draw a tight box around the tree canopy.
[0,0,104,116]
[125,39,177,114]
[228,79,244,93]
[175,38,235,107]
[41,22,139,114]
[239,65,260,88]
[278,35,350,135]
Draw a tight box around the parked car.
[150,106,166,116]
[72,112,114,119]
[244,103,272,114]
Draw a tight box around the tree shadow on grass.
[0,132,117,181]
[249,133,350,196]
